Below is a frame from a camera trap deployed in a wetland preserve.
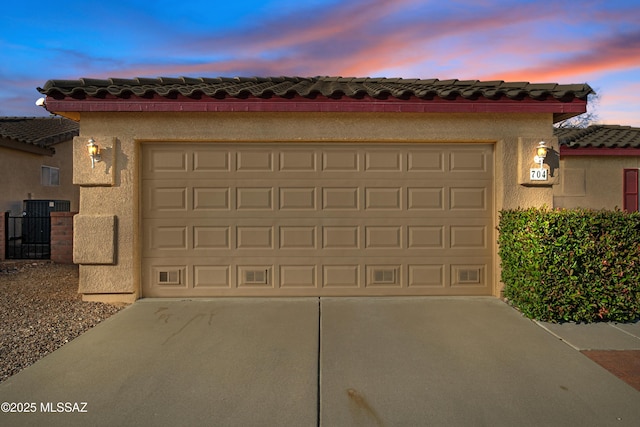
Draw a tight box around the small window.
[41,166,60,186]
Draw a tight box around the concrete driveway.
[1,297,639,426]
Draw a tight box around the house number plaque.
[530,168,548,181]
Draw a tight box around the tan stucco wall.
[74,111,556,301]
[554,156,640,210]
[0,139,79,215]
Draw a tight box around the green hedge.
[498,208,640,322]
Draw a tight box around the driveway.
[0,297,639,426]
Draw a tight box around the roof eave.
[553,112,585,123]
[560,146,640,157]
[43,94,588,116]
[0,138,55,156]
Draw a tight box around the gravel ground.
[0,261,126,383]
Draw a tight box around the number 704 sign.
[530,168,548,181]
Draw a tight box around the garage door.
[141,143,493,297]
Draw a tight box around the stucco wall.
[74,111,555,301]
[0,139,79,215]
[553,156,640,210]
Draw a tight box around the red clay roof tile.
[38,76,594,102]
[555,125,640,148]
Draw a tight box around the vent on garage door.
[158,270,181,285]
[373,268,397,284]
[244,269,268,285]
[457,268,481,284]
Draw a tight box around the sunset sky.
[1,0,639,126]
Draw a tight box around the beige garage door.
[141,143,493,297]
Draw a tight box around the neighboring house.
[36,76,592,303]
[554,125,640,211]
[0,116,79,215]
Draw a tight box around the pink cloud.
[159,0,564,79]
[8,0,639,127]
[186,0,418,55]
[481,29,640,83]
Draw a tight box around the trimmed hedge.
[498,208,640,322]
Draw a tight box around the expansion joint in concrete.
[317,297,322,427]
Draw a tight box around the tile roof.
[555,125,640,148]
[38,76,593,102]
[0,117,79,151]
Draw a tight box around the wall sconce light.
[87,138,101,168]
[534,141,548,168]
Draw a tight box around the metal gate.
[4,214,51,259]
[3,200,70,260]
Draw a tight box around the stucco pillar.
[72,135,137,304]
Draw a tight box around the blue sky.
[1,0,639,126]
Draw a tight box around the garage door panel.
[279,226,317,249]
[365,151,402,171]
[150,264,188,289]
[450,225,488,249]
[194,226,231,249]
[279,187,317,210]
[237,226,274,249]
[449,187,488,211]
[144,259,492,296]
[407,187,444,210]
[279,150,317,172]
[193,150,231,172]
[142,143,493,296]
[236,150,274,171]
[407,149,445,172]
[365,265,402,288]
[322,265,360,288]
[451,264,488,288]
[408,226,444,248]
[322,226,360,249]
[322,150,360,171]
[145,183,490,218]
[147,186,188,212]
[365,226,402,249]
[322,187,359,210]
[194,265,231,288]
[143,145,489,178]
[145,148,188,173]
[365,187,402,210]
[144,222,488,255]
[150,226,188,250]
[237,265,274,289]
[193,187,230,211]
[236,187,274,210]
[408,264,445,288]
[280,265,317,288]
[449,149,490,173]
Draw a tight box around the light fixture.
[87,138,101,168]
[534,141,548,168]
